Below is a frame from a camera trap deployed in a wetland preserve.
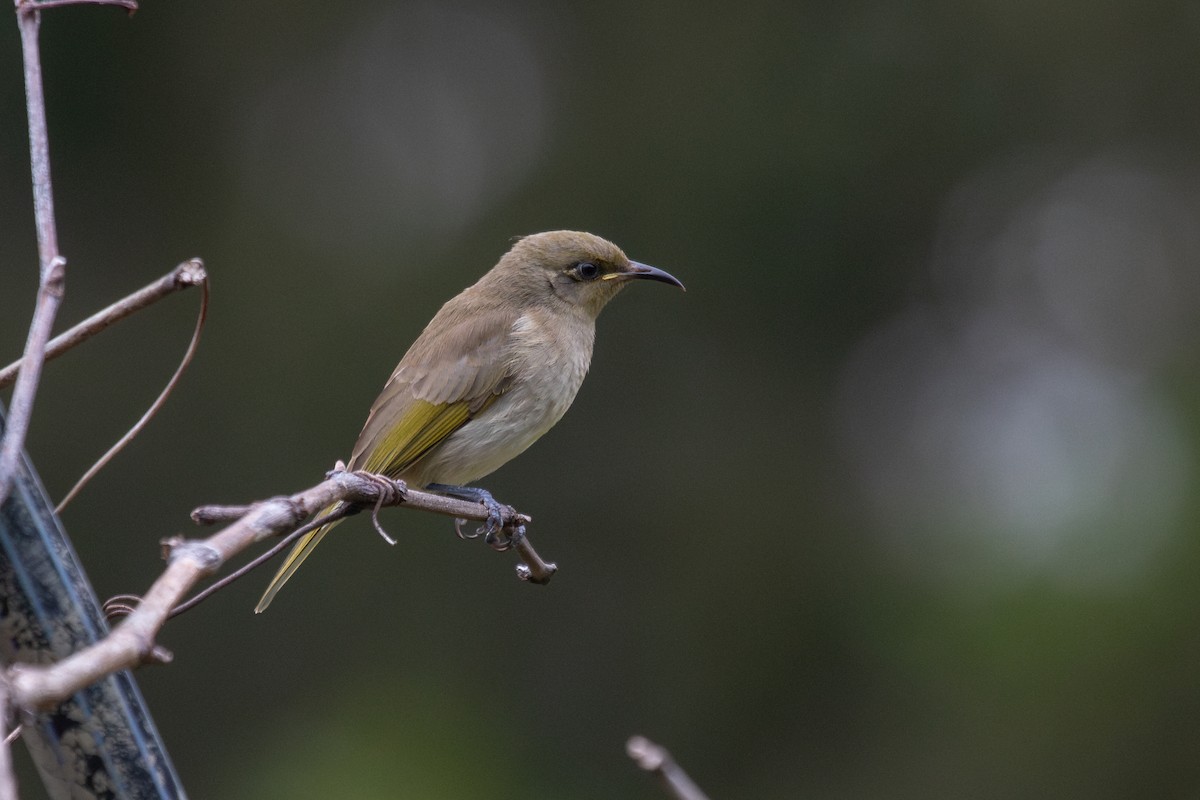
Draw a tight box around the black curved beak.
[608,260,686,291]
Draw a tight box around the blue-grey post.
[0,403,186,799]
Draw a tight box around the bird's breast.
[407,308,595,487]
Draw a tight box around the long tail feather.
[254,507,344,613]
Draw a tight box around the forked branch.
[6,470,555,712]
[0,260,207,391]
[0,5,66,510]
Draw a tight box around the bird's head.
[488,230,684,318]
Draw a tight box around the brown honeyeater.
[256,230,684,612]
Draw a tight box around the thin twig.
[0,681,17,800]
[191,481,555,581]
[0,6,66,510]
[56,266,210,512]
[190,503,253,524]
[514,535,557,584]
[16,0,137,11]
[0,259,207,391]
[627,736,712,800]
[165,505,355,620]
[6,470,549,712]
[14,5,56,261]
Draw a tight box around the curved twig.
[0,259,208,391]
[56,266,210,512]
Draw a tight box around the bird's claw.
[465,496,524,551]
[485,522,525,552]
[436,485,523,550]
[430,483,526,550]
[454,516,481,541]
[451,515,504,542]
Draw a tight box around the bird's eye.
[574,261,601,281]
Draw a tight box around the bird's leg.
[427,484,503,534]
[426,484,525,551]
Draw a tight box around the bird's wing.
[349,306,518,477]
[255,303,518,613]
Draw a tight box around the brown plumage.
[256,231,683,612]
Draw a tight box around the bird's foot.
[430,484,524,552]
[488,521,526,552]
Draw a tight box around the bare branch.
[0,681,17,800]
[0,259,207,391]
[0,6,67,510]
[159,508,356,620]
[2,2,156,510]
[56,263,210,512]
[514,535,557,584]
[14,6,57,263]
[16,0,137,11]
[192,475,555,583]
[189,503,254,524]
[627,736,711,800]
[7,471,552,711]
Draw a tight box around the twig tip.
[176,258,207,285]
[626,735,665,770]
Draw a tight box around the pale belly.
[402,353,589,488]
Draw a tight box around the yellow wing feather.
[255,296,517,612]
[253,507,339,613]
[256,391,506,612]
[254,400,480,613]
[360,399,471,476]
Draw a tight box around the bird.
[255,230,684,612]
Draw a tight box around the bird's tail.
[254,505,344,613]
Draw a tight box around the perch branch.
[7,470,554,712]
[194,479,555,586]
[627,736,711,800]
[0,259,207,391]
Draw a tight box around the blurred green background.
[4,2,1200,798]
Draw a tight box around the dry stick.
[7,470,554,712]
[0,5,67,510]
[4,5,141,795]
[8,471,396,711]
[24,0,137,10]
[0,260,207,391]
[193,481,556,584]
[0,259,209,513]
[627,736,712,800]
[56,265,210,512]
[0,678,16,800]
[169,485,553,619]
[161,510,354,620]
[1,3,156,510]
[3,7,62,796]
